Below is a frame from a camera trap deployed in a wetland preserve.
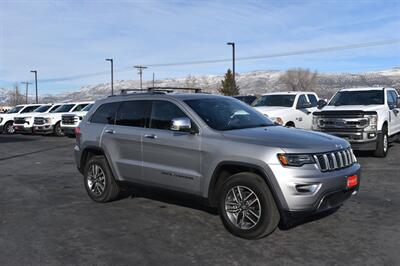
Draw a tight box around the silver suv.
[74,91,361,239]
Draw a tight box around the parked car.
[233,95,257,105]
[0,104,42,134]
[61,103,94,137]
[74,91,360,239]
[313,87,400,157]
[33,102,92,136]
[13,103,63,134]
[252,92,319,129]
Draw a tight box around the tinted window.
[72,104,89,112]
[6,106,24,114]
[21,105,41,113]
[233,96,257,105]
[252,95,296,107]
[34,105,52,113]
[307,94,318,107]
[185,97,274,131]
[116,101,149,127]
[150,101,188,130]
[54,104,75,113]
[387,91,396,106]
[296,95,308,108]
[91,102,119,124]
[329,90,384,106]
[82,104,94,111]
[49,105,61,113]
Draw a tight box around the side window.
[296,95,308,108]
[115,100,150,127]
[387,91,396,106]
[307,94,318,107]
[72,104,88,112]
[150,100,188,130]
[91,102,119,124]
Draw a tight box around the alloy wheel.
[87,164,106,196]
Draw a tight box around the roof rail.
[120,88,145,95]
[147,87,202,93]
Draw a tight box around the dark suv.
[74,90,361,239]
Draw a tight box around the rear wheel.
[374,126,388,157]
[84,155,120,203]
[218,172,280,239]
[4,121,15,134]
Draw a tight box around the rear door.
[101,100,151,182]
[387,90,400,135]
[141,100,202,194]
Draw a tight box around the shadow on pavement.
[0,143,73,161]
[0,135,39,143]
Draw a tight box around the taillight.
[347,175,358,189]
[75,127,81,136]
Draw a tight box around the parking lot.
[0,134,399,265]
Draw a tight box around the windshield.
[54,104,75,113]
[185,97,275,131]
[34,105,52,113]
[233,96,257,105]
[82,103,94,111]
[49,105,61,113]
[252,95,296,107]
[21,105,41,113]
[6,106,24,114]
[329,90,384,106]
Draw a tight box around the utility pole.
[30,70,38,103]
[134,66,147,90]
[152,73,155,87]
[21,82,32,104]
[226,42,236,87]
[105,58,114,96]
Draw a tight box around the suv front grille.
[14,118,26,124]
[317,118,369,129]
[34,117,46,125]
[313,148,356,172]
[62,115,78,125]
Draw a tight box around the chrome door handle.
[144,134,157,139]
[105,129,115,134]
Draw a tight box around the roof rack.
[147,87,202,93]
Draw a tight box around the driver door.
[294,94,313,129]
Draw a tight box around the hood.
[13,112,41,118]
[63,111,88,117]
[320,105,382,112]
[254,106,292,116]
[221,126,349,154]
[36,112,65,118]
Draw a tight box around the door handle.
[144,134,157,139]
[105,129,115,134]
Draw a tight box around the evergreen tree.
[218,69,239,96]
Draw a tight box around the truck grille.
[62,115,78,125]
[14,118,26,125]
[317,118,368,129]
[313,148,356,172]
[34,117,46,125]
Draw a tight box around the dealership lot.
[0,134,399,265]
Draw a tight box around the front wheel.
[218,172,280,239]
[4,121,15,134]
[374,127,388,157]
[53,122,64,137]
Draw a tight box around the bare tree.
[184,74,198,88]
[7,83,25,106]
[279,68,318,91]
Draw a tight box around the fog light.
[368,133,376,139]
[295,184,320,193]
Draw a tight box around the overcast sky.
[1,0,399,95]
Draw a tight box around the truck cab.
[0,104,42,134]
[313,87,400,157]
[252,92,318,129]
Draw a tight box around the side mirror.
[317,99,327,109]
[297,102,312,109]
[171,117,192,132]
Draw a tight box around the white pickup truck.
[61,103,94,137]
[33,102,92,136]
[252,91,319,129]
[0,104,42,134]
[13,103,63,134]
[313,87,400,157]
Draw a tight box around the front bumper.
[61,126,76,135]
[315,129,379,151]
[13,125,33,134]
[268,162,361,213]
[33,124,54,134]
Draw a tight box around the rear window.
[91,102,119,124]
[115,100,150,127]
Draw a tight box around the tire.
[53,122,64,137]
[374,126,388,158]
[4,121,15,134]
[83,155,120,203]
[218,172,280,239]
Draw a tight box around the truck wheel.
[84,155,120,203]
[4,121,15,134]
[374,126,388,157]
[54,122,64,137]
[218,172,280,239]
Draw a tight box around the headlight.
[45,118,52,123]
[365,114,377,130]
[277,153,315,167]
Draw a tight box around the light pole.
[30,70,38,103]
[134,66,147,90]
[21,82,32,104]
[106,58,114,96]
[226,42,236,87]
